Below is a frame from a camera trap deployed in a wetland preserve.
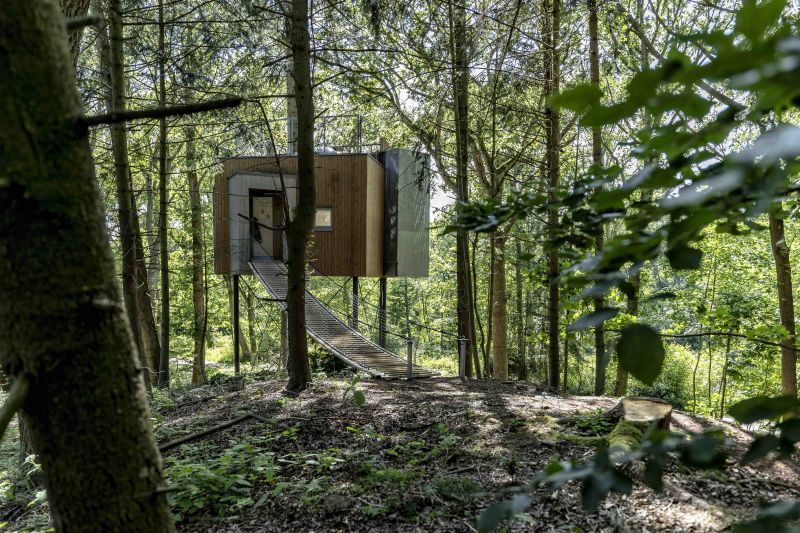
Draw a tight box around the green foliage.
[164,435,281,522]
[734,499,800,532]
[342,375,366,406]
[617,324,665,385]
[628,343,694,408]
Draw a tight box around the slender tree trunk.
[106,0,145,382]
[485,235,495,376]
[226,277,251,359]
[247,288,257,364]
[449,0,478,378]
[615,0,648,397]
[157,0,170,387]
[563,328,568,395]
[146,172,160,327]
[185,76,206,385]
[0,2,174,528]
[285,0,315,391]
[471,236,486,377]
[589,0,606,396]
[515,239,528,381]
[693,260,716,413]
[769,210,798,396]
[492,234,508,379]
[719,335,732,419]
[543,0,562,389]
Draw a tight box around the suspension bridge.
[250,256,440,379]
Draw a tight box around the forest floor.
[2,376,799,532]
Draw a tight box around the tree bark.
[157,0,170,388]
[184,70,206,385]
[491,234,509,379]
[769,210,798,396]
[98,8,161,381]
[60,0,91,67]
[0,2,174,529]
[589,0,606,396]
[226,277,251,360]
[285,0,315,391]
[449,0,478,379]
[247,287,257,364]
[106,0,147,384]
[543,0,562,390]
[515,239,528,381]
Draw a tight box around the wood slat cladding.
[213,154,384,277]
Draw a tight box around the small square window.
[314,208,333,230]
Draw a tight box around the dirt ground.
[147,377,800,532]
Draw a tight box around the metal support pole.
[458,336,466,380]
[352,277,359,331]
[407,338,414,380]
[379,277,387,348]
[233,274,240,375]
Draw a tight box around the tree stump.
[608,397,673,452]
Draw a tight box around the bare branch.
[80,97,243,128]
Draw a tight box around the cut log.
[608,397,673,454]
[620,397,672,429]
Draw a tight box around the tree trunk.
[284,0,315,391]
[615,0,652,398]
[105,0,146,384]
[146,171,160,327]
[719,335,732,419]
[0,2,174,528]
[471,235,486,378]
[515,239,528,381]
[543,0,561,390]
[60,0,91,67]
[449,0,478,379]
[491,234,508,379]
[769,210,798,396]
[589,0,606,396]
[185,75,206,385]
[247,288,257,364]
[157,0,170,388]
[226,277,251,360]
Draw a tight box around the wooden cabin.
[213,149,430,279]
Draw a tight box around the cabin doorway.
[249,191,283,259]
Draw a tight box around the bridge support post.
[407,338,413,380]
[379,277,387,347]
[233,274,240,376]
[458,336,466,381]
[351,277,359,331]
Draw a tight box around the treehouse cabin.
[213,149,430,279]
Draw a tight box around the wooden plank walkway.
[250,256,437,379]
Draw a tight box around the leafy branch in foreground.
[477,394,800,532]
[449,0,800,337]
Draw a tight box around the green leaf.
[567,308,620,331]
[735,0,787,43]
[353,390,366,406]
[742,435,780,464]
[728,395,800,423]
[667,245,703,270]
[617,324,665,385]
[476,494,532,532]
[551,83,602,112]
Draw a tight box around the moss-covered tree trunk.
[0,2,174,530]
